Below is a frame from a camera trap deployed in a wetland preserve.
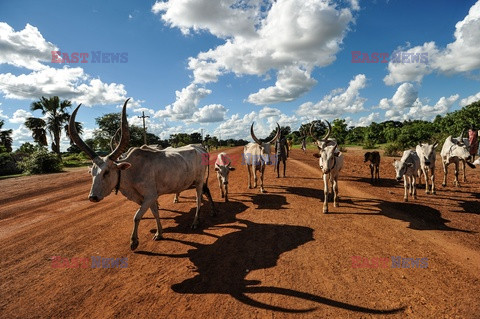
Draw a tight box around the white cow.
[416,142,438,194]
[440,136,475,187]
[243,123,281,193]
[69,99,216,250]
[311,121,344,213]
[215,152,235,202]
[393,150,420,202]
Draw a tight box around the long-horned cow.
[69,99,216,250]
[243,123,281,193]
[215,152,235,202]
[393,150,420,202]
[415,142,438,194]
[311,120,344,213]
[440,135,475,187]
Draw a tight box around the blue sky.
[1,0,479,150]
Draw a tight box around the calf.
[415,142,438,194]
[215,152,235,202]
[393,150,420,202]
[363,151,380,183]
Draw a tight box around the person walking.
[468,125,478,161]
[275,133,289,178]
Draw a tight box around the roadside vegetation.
[1,96,479,177]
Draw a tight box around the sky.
[1,0,480,151]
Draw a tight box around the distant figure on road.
[468,125,478,161]
[301,137,307,153]
[275,134,289,178]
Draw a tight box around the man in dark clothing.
[275,134,289,178]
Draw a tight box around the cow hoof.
[442,183,446,187]
[334,203,339,207]
[323,210,328,214]
[221,194,224,198]
[404,198,408,202]
[426,190,430,194]
[413,196,417,200]
[432,191,436,195]
[225,198,229,203]
[191,223,198,230]
[153,233,163,241]
[260,189,265,193]
[130,239,139,251]
[173,199,179,204]
[248,185,252,189]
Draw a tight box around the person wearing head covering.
[468,125,478,161]
[275,132,289,178]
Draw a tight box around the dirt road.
[1,146,479,318]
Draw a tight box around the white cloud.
[9,109,32,124]
[296,74,367,119]
[384,1,480,85]
[247,66,317,105]
[0,108,8,120]
[193,104,227,122]
[383,42,437,85]
[0,22,58,71]
[155,0,355,105]
[352,112,381,127]
[378,83,459,121]
[0,66,128,105]
[259,106,282,119]
[154,83,211,120]
[460,91,480,106]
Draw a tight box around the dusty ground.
[1,146,479,318]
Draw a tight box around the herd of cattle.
[69,99,478,250]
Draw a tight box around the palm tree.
[25,117,48,147]
[29,96,72,156]
[0,120,13,152]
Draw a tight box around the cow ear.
[214,166,220,171]
[313,153,320,158]
[115,162,131,170]
[229,167,236,171]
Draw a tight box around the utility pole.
[137,111,150,145]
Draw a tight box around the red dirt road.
[1,146,479,318]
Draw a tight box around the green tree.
[331,119,348,144]
[29,96,72,157]
[0,120,13,152]
[24,117,48,147]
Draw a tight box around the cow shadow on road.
[247,194,289,210]
[160,218,404,315]
[376,200,473,232]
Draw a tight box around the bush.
[18,149,63,174]
[62,153,91,167]
[0,153,22,176]
[362,139,376,149]
[384,143,403,157]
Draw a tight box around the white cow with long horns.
[243,123,281,193]
[311,120,344,213]
[69,99,216,250]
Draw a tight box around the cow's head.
[215,163,235,185]
[250,122,281,164]
[418,142,438,165]
[393,159,413,181]
[70,99,132,202]
[364,152,372,163]
[311,120,339,174]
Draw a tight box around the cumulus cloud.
[378,83,458,121]
[296,74,367,119]
[384,1,480,85]
[154,83,211,120]
[9,109,32,124]
[0,22,58,71]
[193,104,227,122]
[351,112,381,127]
[154,0,355,105]
[460,91,480,106]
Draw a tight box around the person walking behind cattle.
[301,136,307,153]
[364,151,380,183]
[275,133,289,178]
[468,125,478,161]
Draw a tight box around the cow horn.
[323,120,331,141]
[108,98,131,160]
[250,122,262,145]
[109,128,121,152]
[69,104,99,161]
[268,123,281,144]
